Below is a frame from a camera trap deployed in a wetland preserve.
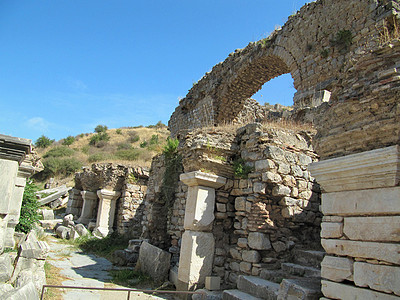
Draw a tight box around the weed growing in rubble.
[331,29,353,51]
[16,179,40,233]
[233,158,254,179]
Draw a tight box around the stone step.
[277,278,322,300]
[292,249,325,268]
[223,289,262,300]
[281,263,321,278]
[237,275,279,300]
[259,269,287,284]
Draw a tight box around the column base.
[93,226,113,238]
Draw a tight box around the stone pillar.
[77,191,98,225]
[309,145,400,299]
[4,176,27,248]
[93,189,121,238]
[177,171,226,292]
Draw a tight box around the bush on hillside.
[43,146,75,158]
[89,132,110,146]
[88,153,113,163]
[15,179,40,234]
[94,124,108,133]
[62,135,75,146]
[42,157,82,178]
[117,143,132,150]
[128,131,140,143]
[115,149,141,161]
[35,135,54,148]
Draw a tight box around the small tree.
[35,135,54,148]
[94,124,108,133]
[16,179,40,233]
[62,135,75,146]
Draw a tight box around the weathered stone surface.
[15,269,46,294]
[255,159,275,171]
[205,276,221,291]
[223,289,262,300]
[178,231,214,289]
[248,232,271,250]
[93,189,121,238]
[272,185,291,196]
[321,256,353,282]
[193,289,222,300]
[74,224,89,237]
[2,281,39,300]
[110,249,138,266]
[184,185,215,231]
[309,146,400,192]
[354,262,400,296]
[137,241,170,283]
[180,171,226,189]
[277,278,322,300]
[237,275,279,300]
[38,219,62,230]
[321,280,399,300]
[0,253,12,282]
[38,187,70,206]
[41,209,54,220]
[0,283,13,297]
[321,222,343,238]
[242,250,260,263]
[19,231,49,260]
[322,239,400,265]
[272,241,286,252]
[343,216,400,242]
[56,226,71,240]
[321,187,400,216]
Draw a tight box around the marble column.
[93,189,121,238]
[77,191,98,225]
[177,171,226,292]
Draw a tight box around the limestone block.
[138,241,171,283]
[178,231,214,289]
[309,145,400,192]
[237,238,247,248]
[354,262,400,296]
[321,239,400,265]
[255,159,275,171]
[344,216,400,242]
[272,241,286,252]
[253,182,265,194]
[56,226,71,240]
[205,276,221,291]
[321,256,353,282]
[248,232,271,250]
[262,171,282,183]
[15,269,46,294]
[272,184,291,196]
[229,248,242,260]
[0,160,18,214]
[19,231,49,260]
[180,171,226,189]
[321,222,343,238]
[0,283,13,296]
[184,185,215,231]
[322,187,400,216]
[321,280,399,300]
[242,250,260,263]
[235,197,246,211]
[41,209,54,220]
[74,224,89,237]
[38,219,62,230]
[2,281,39,300]
[0,254,12,282]
[239,262,252,273]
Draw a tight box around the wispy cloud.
[26,117,51,132]
[66,78,88,91]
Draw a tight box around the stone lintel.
[321,239,400,265]
[0,134,31,163]
[309,145,399,192]
[322,280,399,300]
[180,171,226,189]
[322,187,400,216]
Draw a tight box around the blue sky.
[0,0,309,142]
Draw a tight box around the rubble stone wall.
[169,0,400,159]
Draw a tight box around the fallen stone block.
[0,283,13,297]
[41,209,54,220]
[15,269,46,294]
[75,224,89,237]
[111,249,138,266]
[137,241,171,283]
[56,225,71,239]
[0,253,13,282]
[38,187,70,206]
[69,227,80,240]
[38,219,62,230]
[63,214,75,227]
[19,231,50,260]
[193,289,222,300]
[2,281,39,300]
[277,278,322,300]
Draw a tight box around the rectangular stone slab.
[322,280,399,300]
[344,216,400,242]
[354,262,400,296]
[322,187,400,216]
[322,239,400,265]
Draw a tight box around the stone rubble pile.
[36,185,70,209]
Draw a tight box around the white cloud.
[67,78,88,91]
[26,117,51,132]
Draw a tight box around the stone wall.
[175,123,321,290]
[169,0,400,160]
[310,145,400,299]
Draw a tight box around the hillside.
[34,124,170,187]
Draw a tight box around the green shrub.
[115,129,122,135]
[81,146,89,154]
[94,124,108,133]
[117,143,132,150]
[233,158,254,179]
[43,146,74,158]
[62,136,75,146]
[149,134,159,145]
[89,132,110,146]
[140,141,148,148]
[88,153,110,163]
[128,131,140,143]
[115,149,140,161]
[163,137,179,157]
[42,157,82,177]
[16,179,40,233]
[35,135,54,148]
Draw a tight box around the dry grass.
[43,261,70,300]
[378,16,400,45]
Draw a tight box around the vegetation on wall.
[233,158,254,179]
[160,137,181,207]
[16,179,40,233]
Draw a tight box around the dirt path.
[45,235,167,299]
